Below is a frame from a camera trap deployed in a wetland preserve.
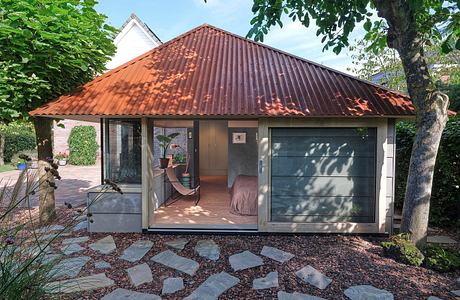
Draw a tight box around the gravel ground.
[50,231,459,300]
[6,207,458,300]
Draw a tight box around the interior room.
[151,119,258,228]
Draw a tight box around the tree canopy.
[0,0,117,123]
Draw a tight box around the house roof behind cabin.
[30,24,416,118]
[120,13,162,45]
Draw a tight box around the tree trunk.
[0,132,4,166]
[33,117,56,223]
[374,0,449,248]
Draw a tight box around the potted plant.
[55,152,69,166]
[156,132,179,168]
[15,154,31,170]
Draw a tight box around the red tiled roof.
[30,24,415,118]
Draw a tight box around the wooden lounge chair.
[164,167,200,206]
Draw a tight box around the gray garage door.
[270,127,376,223]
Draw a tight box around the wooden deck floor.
[153,176,257,225]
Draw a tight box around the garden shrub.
[395,116,460,227]
[1,122,36,163]
[425,245,460,272]
[381,233,424,266]
[68,125,98,165]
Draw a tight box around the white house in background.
[53,13,162,154]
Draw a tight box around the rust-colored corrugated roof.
[30,24,416,118]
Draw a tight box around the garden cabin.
[30,24,416,234]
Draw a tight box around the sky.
[96,0,369,75]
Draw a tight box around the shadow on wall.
[270,127,379,224]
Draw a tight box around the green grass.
[0,164,16,173]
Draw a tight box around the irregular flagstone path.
[37,224,65,233]
[162,277,185,295]
[101,288,161,300]
[151,250,199,276]
[40,232,71,241]
[253,271,279,290]
[184,271,239,300]
[43,254,62,264]
[261,246,295,263]
[278,291,326,300]
[166,238,189,250]
[89,235,117,254]
[50,256,91,279]
[126,263,153,287]
[344,285,394,300]
[60,243,84,255]
[229,250,264,271]
[61,236,89,245]
[47,273,114,293]
[195,239,220,261]
[427,235,457,244]
[120,240,153,262]
[95,260,111,269]
[295,265,332,290]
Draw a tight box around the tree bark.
[374,0,450,248]
[33,117,56,223]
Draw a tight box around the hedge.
[68,125,98,165]
[1,122,36,163]
[395,116,460,227]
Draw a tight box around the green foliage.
[248,1,459,55]
[0,122,36,163]
[381,233,424,266]
[425,245,460,272]
[0,0,117,122]
[395,117,460,227]
[156,132,180,158]
[68,126,98,165]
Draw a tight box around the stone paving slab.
[151,250,199,276]
[295,265,332,290]
[195,239,220,261]
[184,271,239,300]
[229,250,264,271]
[40,232,71,241]
[427,235,457,244]
[261,246,294,263]
[61,236,89,245]
[253,271,278,290]
[50,256,91,279]
[166,238,189,250]
[95,260,111,269]
[126,263,153,287]
[37,224,65,233]
[73,220,87,232]
[162,277,185,295]
[47,273,114,293]
[120,240,153,262]
[101,288,161,300]
[452,290,460,296]
[89,235,116,254]
[278,291,326,300]
[344,285,394,300]
[427,297,443,300]
[60,243,84,255]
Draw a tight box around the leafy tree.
[0,0,116,222]
[248,0,459,248]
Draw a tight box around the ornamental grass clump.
[425,245,460,272]
[0,160,124,299]
[381,233,424,267]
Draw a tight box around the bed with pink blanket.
[230,175,258,216]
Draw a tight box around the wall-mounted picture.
[232,132,246,144]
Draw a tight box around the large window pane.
[270,127,376,223]
[106,119,142,184]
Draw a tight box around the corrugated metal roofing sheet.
[30,24,415,118]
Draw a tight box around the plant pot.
[58,159,67,166]
[180,172,191,189]
[159,158,170,169]
[16,163,27,170]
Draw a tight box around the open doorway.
[151,119,258,229]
